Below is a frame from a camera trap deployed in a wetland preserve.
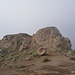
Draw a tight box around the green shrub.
[55,49,68,53]
[19,65,26,68]
[0,62,1,67]
[71,50,75,55]
[25,55,33,61]
[42,56,49,62]
[72,50,75,52]
[28,50,35,55]
[55,49,62,53]
[5,64,12,68]
[32,53,40,58]
[29,50,40,58]
[69,55,75,60]
[6,53,19,61]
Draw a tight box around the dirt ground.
[0,53,75,75]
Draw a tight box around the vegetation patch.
[55,49,68,53]
[69,55,75,60]
[4,64,13,68]
[19,65,26,68]
[28,50,40,58]
[42,56,49,62]
[69,50,75,60]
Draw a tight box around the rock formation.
[37,47,47,55]
[0,33,32,52]
[0,27,72,53]
[31,27,71,53]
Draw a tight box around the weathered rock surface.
[37,47,47,55]
[0,33,32,52]
[0,27,72,53]
[31,27,72,53]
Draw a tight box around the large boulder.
[31,27,72,53]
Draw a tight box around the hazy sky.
[0,0,75,49]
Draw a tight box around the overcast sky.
[0,0,75,49]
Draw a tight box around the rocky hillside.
[0,27,74,75]
[0,27,72,53]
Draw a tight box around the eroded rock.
[0,27,72,53]
[37,47,47,55]
[31,27,72,53]
[0,33,32,52]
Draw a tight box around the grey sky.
[0,0,75,49]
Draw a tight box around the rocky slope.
[0,27,72,53]
[0,26,74,75]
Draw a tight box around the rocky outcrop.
[0,27,72,53]
[0,33,32,52]
[31,27,72,53]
